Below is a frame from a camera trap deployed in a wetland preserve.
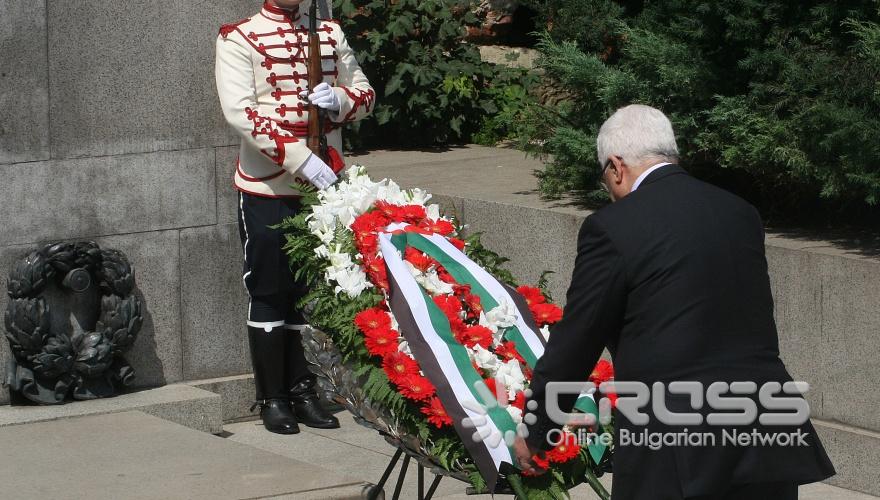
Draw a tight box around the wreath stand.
[364,448,445,500]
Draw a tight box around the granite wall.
[0,0,330,403]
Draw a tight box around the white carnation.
[495,359,526,399]
[426,204,441,220]
[486,301,518,330]
[506,405,523,424]
[469,345,500,373]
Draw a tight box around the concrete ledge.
[0,384,222,434]
[815,419,880,497]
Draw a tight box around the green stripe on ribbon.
[573,394,608,464]
[403,232,540,368]
[418,287,519,459]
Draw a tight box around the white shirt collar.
[631,162,672,192]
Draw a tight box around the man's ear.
[609,155,626,185]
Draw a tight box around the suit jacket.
[526,165,835,499]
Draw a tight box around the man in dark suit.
[516,105,835,499]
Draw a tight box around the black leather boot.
[290,377,340,429]
[248,326,300,434]
[285,328,342,428]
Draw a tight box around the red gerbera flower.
[364,327,400,357]
[530,303,563,326]
[382,351,420,383]
[401,204,427,223]
[421,396,453,428]
[373,201,406,221]
[494,341,526,364]
[456,324,493,349]
[405,247,433,272]
[437,268,457,284]
[589,359,614,385]
[522,453,550,476]
[512,390,526,411]
[516,286,546,306]
[448,238,466,251]
[433,294,462,317]
[463,293,483,317]
[363,256,390,291]
[546,432,580,463]
[356,232,380,257]
[398,373,435,401]
[351,210,390,234]
[420,219,455,235]
[354,307,391,334]
[447,315,468,336]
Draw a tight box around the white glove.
[300,153,338,190]
[299,82,341,112]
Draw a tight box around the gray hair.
[596,104,679,167]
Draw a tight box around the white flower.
[406,188,432,206]
[329,265,371,298]
[495,359,526,399]
[377,179,408,205]
[486,301,518,330]
[314,245,330,259]
[469,345,500,373]
[328,249,353,269]
[506,405,523,424]
[416,270,454,296]
[426,204,441,221]
[397,340,414,358]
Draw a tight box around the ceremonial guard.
[216,0,375,434]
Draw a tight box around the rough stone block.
[0,0,50,164]
[766,245,825,418]
[215,145,240,224]
[46,0,255,158]
[0,148,216,246]
[179,223,250,380]
[0,385,222,434]
[817,254,880,432]
[460,198,582,304]
[814,419,880,497]
[0,230,183,404]
[190,374,256,423]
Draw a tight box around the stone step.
[0,411,367,500]
[190,373,256,423]
[0,383,222,433]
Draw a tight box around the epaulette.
[219,18,249,39]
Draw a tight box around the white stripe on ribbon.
[379,232,514,472]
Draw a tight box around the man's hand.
[300,82,341,112]
[300,154,338,190]
[513,436,547,476]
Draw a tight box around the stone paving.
[226,412,879,500]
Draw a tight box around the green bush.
[335,0,534,148]
[517,0,880,219]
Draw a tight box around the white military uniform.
[216,1,375,198]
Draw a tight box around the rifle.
[306,0,329,164]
